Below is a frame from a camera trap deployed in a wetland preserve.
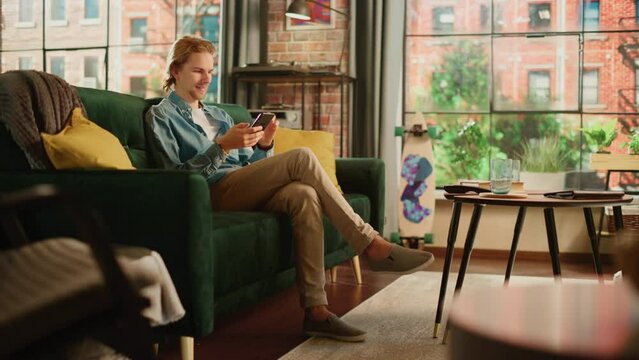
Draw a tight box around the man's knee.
[292,147,318,164]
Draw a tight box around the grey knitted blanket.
[0,70,86,169]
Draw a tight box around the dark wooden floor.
[157,253,615,360]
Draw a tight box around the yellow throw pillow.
[274,127,342,193]
[41,108,134,170]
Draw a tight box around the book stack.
[459,180,525,192]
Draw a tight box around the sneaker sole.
[304,330,367,342]
[373,254,435,275]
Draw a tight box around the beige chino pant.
[209,148,377,307]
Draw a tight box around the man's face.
[172,51,215,103]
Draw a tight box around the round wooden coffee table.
[433,193,633,339]
[448,282,639,359]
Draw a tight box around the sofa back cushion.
[0,87,253,170]
[76,87,152,168]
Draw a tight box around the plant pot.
[520,171,567,191]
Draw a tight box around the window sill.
[16,21,36,28]
[80,18,102,26]
[48,20,69,27]
[583,104,608,111]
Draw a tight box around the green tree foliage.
[431,41,489,111]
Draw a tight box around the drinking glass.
[490,158,513,194]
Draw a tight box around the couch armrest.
[335,158,385,234]
[0,170,214,338]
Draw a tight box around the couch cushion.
[76,87,151,168]
[211,193,370,299]
[211,212,291,298]
[41,108,135,170]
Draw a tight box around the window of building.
[528,71,551,102]
[84,56,99,78]
[583,69,599,105]
[84,0,100,20]
[50,57,65,78]
[433,7,454,32]
[584,1,600,30]
[19,0,34,23]
[130,77,147,98]
[130,18,148,42]
[529,3,551,29]
[19,57,33,70]
[50,0,66,21]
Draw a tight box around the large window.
[405,0,639,192]
[1,0,224,103]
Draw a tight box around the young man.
[145,36,435,342]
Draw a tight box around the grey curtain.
[221,0,266,104]
[352,0,384,157]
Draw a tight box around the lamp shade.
[285,0,311,21]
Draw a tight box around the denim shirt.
[145,91,273,183]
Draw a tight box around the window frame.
[403,1,639,192]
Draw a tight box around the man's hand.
[257,118,279,148]
[217,123,264,151]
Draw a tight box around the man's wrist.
[257,140,274,151]
[216,140,229,156]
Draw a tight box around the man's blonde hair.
[163,36,216,93]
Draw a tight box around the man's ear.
[170,63,179,79]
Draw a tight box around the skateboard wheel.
[394,126,405,137]
[427,125,440,139]
[390,232,401,244]
[423,233,434,244]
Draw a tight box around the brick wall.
[267,0,350,156]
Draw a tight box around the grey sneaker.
[303,314,367,342]
[368,244,435,274]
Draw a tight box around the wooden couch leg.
[152,343,159,357]
[330,267,338,283]
[180,336,194,360]
[351,255,362,285]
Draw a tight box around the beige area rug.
[280,272,596,360]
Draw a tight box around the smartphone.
[250,112,275,129]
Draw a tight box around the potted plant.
[623,131,639,155]
[581,120,618,154]
[518,137,570,190]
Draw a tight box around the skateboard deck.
[394,113,436,249]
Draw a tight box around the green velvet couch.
[0,86,385,339]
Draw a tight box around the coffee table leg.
[543,208,562,278]
[443,204,484,344]
[433,201,463,338]
[505,206,527,284]
[583,207,604,281]
[613,206,624,230]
